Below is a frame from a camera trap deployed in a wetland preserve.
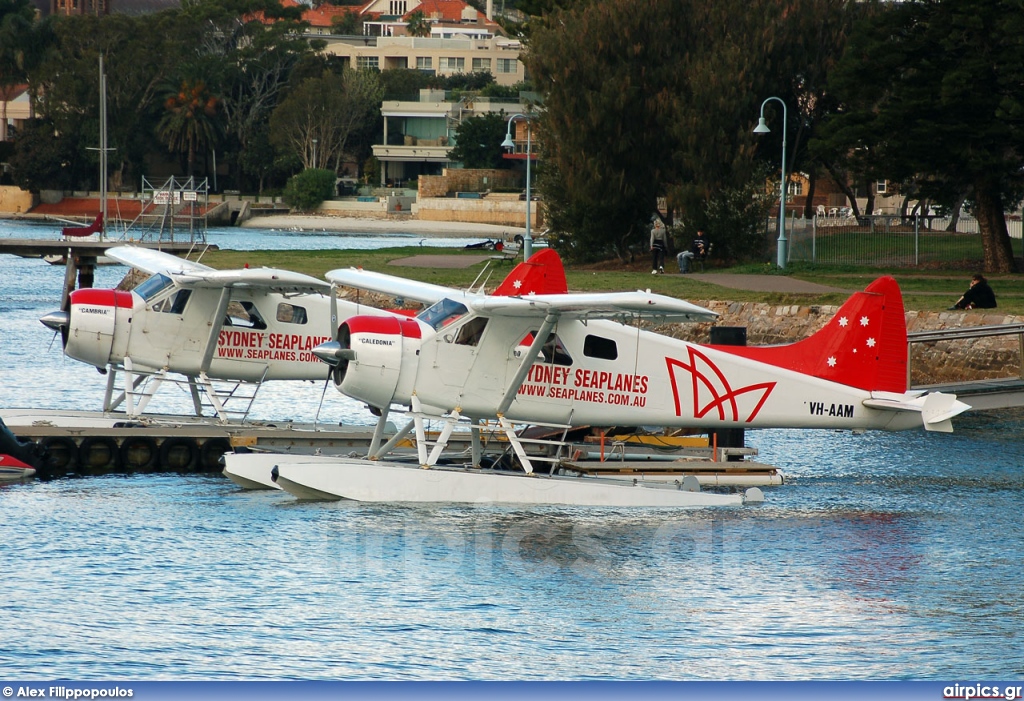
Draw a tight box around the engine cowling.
[331,315,423,409]
[64,289,133,369]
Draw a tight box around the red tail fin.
[62,212,104,238]
[492,248,568,296]
[710,276,908,392]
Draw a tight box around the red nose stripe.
[70,289,134,308]
[346,315,422,339]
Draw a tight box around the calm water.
[1,218,1023,680]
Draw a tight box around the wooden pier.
[0,238,215,304]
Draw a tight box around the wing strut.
[200,287,233,375]
[496,311,559,416]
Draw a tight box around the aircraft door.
[431,316,492,389]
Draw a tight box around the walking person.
[650,216,669,274]
[950,273,997,310]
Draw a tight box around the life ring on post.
[198,437,232,472]
[158,436,199,472]
[41,436,78,474]
[78,436,120,474]
[119,435,159,472]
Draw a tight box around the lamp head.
[753,117,770,134]
[501,133,514,150]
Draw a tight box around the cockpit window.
[521,331,573,366]
[223,300,267,330]
[152,289,192,315]
[417,298,468,330]
[134,273,174,302]
[453,316,488,346]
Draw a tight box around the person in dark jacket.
[951,273,997,310]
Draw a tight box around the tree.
[0,0,53,141]
[449,113,510,170]
[331,10,362,35]
[528,0,781,262]
[816,0,1024,272]
[405,10,430,38]
[157,74,223,176]
[269,68,383,171]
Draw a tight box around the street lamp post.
[312,138,318,169]
[753,97,788,268]
[501,113,534,260]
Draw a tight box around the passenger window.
[223,301,267,330]
[277,303,308,324]
[583,334,617,360]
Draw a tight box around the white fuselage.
[346,313,919,432]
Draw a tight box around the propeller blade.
[330,284,339,342]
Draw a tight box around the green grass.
[194,247,1024,315]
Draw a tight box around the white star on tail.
[860,315,870,326]
[866,337,876,347]
[827,356,837,367]
[838,317,849,327]
[513,279,523,290]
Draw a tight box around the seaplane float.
[223,248,970,508]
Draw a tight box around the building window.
[787,180,804,197]
[356,56,379,70]
[496,58,517,74]
[876,180,888,195]
[389,1,407,15]
[416,56,432,70]
[472,58,491,72]
[439,57,465,72]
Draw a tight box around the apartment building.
[372,89,531,185]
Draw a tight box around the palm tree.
[405,10,431,38]
[157,78,222,177]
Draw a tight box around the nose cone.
[312,340,356,366]
[40,310,70,331]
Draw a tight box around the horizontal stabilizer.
[863,391,971,433]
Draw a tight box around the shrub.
[283,169,337,211]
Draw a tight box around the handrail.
[908,323,1024,385]
[908,323,1024,343]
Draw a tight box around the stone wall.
[418,168,522,197]
[653,301,1023,386]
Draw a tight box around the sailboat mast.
[98,55,108,239]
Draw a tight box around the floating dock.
[0,409,782,486]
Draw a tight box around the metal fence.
[770,214,1024,267]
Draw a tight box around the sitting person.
[950,273,997,310]
[677,230,709,273]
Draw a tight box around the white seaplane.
[224,249,970,507]
[39,246,566,422]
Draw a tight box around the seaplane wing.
[105,245,214,276]
[172,267,330,294]
[326,267,464,304]
[471,291,718,323]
